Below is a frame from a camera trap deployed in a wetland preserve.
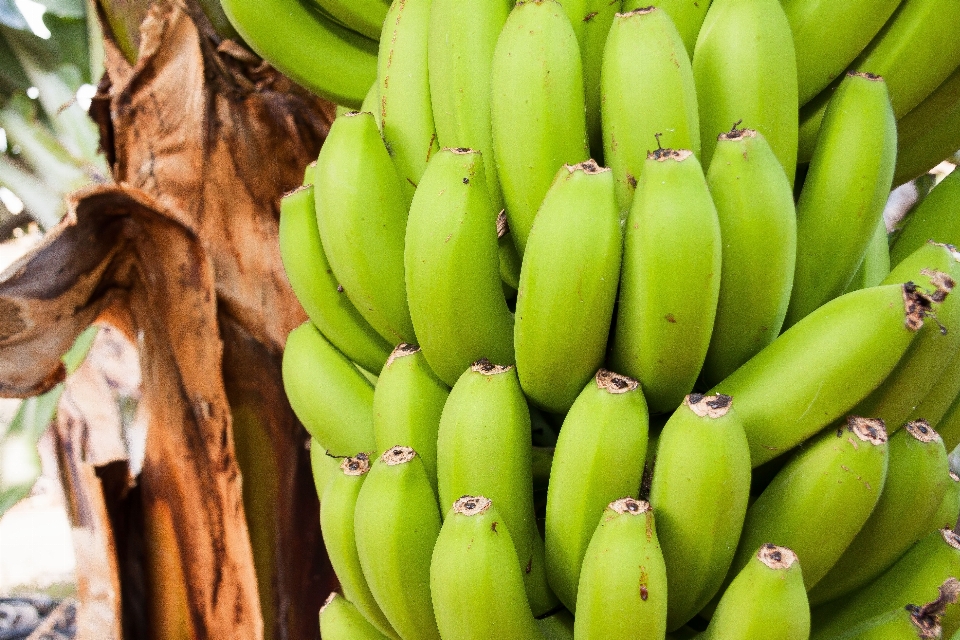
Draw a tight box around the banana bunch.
[250,0,960,636]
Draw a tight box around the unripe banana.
[307,0,389,41]
[282,322,375,456]
[827,580,960,640]
[693,0,798,184]
[404,148,515,386]
[727,416,889,591]
[427,0,511,212]
[610,148,721,414]
[699,545,810,640]
[894,66,960,185]
[303,161,316,185]
[321,455,399,638]
[514,161,621,413]
[310,437,341,498]
[436,360,556,615]
[314,112,415,345]
[809,420,951,606]
[891,170,960,267]
[573,498,669,639]
[622,0,712,59]
[430,496,544,640]
[601,7,700,213]
[844,218,892,294]
[362,81,381,128]
[797,0,960,162]
[852,242,960,428]
[810,528,960,640]
[649,393,751,630]
[498,211,522,290]
[700,127,796,386]
[490,0,589,256]
[319,592,391,640]
[377,0,438,200]
[279,186,392,375]
[545,369,650,612]
[536,609,574,640]
[353,446,441,640]
[371,344,448,492]
[780,0,904,105]
[933,472,960,530]
[939,399,960,452]
[711,283,932,467]
[785,72,898,328]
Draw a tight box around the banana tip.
[845,416,887,445]
[905,419,940,444]
[381,446,417,465]
[472,358,514,375]
[758,544,798,570]
[454,495,492,516]
[386,343,420,367]
[608,497,650,515]
[685,393,733,418]
[596,369,639,394]
[341,453,371,476]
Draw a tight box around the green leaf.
[0,0,28,31]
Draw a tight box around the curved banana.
[810,528,960,640]
[700,127,797,386]
[490,0,589,255]
[809,420,951,606]
[371,343,449,492]
[699,545,810,640]
[601,7,700,213]
[890,170,960,267]
[573,499,669,639]
[427,0,511,212]
[780,0,903,105]
[711,283,933,467]
[622,0,712,59]
[852,242,960,429]
[306,0,389,40]
[436,360,556,616]
[938,397,960,452]
[785,72,898,328]
[827,581,959,640]
[310,437,341,498]
[279,186,392,375]
[378,0,438,200]
[430,496,544,640]
[282,322,375,457]
[314,111,415,346]
[361,81,381,128]
[906,351,960,432]
[545,369,650,612]
[895,66,960,185]
[844,217,892,293]
[220,0,377,108]
[498,211,522,291]
[726,416,889,592]
[320,455,398,638]
[353,446,442,640]
[933,471,960,530]
[319,592,391,640]
[609,147,721,414]
[692,0,798,185]
[404,148,515,386]
[514,161,621,413]
[648,393,752,630]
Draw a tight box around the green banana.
[780,0,904,105]
[810,528,960,640]
[282,322,375,457]
[490,0,589,255]
[353,446,442,640]
[536,609,575,640]
[573,498,669,639]
[377,0,438,200]
[307,0,389,40]
[933,472,960,530]
[894,67,960,185]
[938,398,960,452]
[692,0,798,184]
[785,72,897,328]
[852,242,960,428]
[809,420,951,606]
[279,185,392,375]
[362,81,381,128]
[649,393,752,630]
[310,437,341,498]
[371,343,448,492]
[221,0,377,108]
[427,0,511,212]
[320,455,399,638]
[711,283,933,467]
[319,592,390,640]
[700,127,797,386]
[314,111,415,346]
[303,161,317,185]
[436,360,556,616]
[610,148,721,414]
[430,496,544,640]
[907,351,960,433]
[797,0,960,163]
[622,0,712,59]
[601,7,700,213]
[726,416,889,591]
[404,148,515,387]
[891,171,960,267]
[826,580,960,640]
[545,369,650,612]
[498,211,523,291]
[698,545,810,640]
[514,161,621,413]
[844,218,892,294]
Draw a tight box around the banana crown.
[386,343,420,367]
[381,446,417,465]
[905,419,941,444]
[757,543,798,570]
[340,453,371,476]
[453,495,492,516]
[595,368,639,394]
[684,392,733,418]
[843,416,888,446]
